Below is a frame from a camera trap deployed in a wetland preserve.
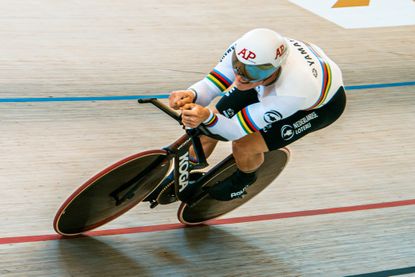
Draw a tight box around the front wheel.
[54,150,172,236]
[177,148,290,225]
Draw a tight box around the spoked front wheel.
[53,150,171,236]
[177,148,290,225]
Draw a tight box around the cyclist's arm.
[203,95,306,141]
[188,44,236,107]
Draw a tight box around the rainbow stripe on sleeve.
[236,108,260,135]
[204,113,218,127]
[206,69,232,92]
[304,43,332,110]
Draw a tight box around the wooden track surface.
[1,1,414,276]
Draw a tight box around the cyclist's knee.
[232,133,268,155]
[232,138,260,157]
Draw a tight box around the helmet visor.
[231,51,278,82]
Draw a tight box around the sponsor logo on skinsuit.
[223,108,235,118]
[281,112,319,140]
[264,110,283,123]
[281,125,295,140]
[220,45,235,62]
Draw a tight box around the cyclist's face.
[235,74,252,84]
[236,74,263,84]
[234,74,264,90]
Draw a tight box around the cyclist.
[169,28,346,201]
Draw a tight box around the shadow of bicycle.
[57,225,298,276]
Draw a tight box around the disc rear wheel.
[177,148,290,225]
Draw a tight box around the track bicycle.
[53,98,290,236]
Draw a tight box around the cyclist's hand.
[169,90,195,110]
[181,103,211,128]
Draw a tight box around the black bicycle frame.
[111,98,232,207]
[138,99,209,201]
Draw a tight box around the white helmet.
[232,28,289,82]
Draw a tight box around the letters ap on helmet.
[232,28,290,82]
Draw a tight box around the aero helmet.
[232,28,289,82]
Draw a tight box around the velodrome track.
[0,1,414,276]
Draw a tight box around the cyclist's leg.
[208,131,268,201]
[232,132,268,172]
[209,87,346,201]
[189,133,219,162]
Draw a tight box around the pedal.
[156,171,206,205]
[149,200,159,209]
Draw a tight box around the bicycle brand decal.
[178,152,190,192]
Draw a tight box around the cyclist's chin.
[234,80,262,91]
